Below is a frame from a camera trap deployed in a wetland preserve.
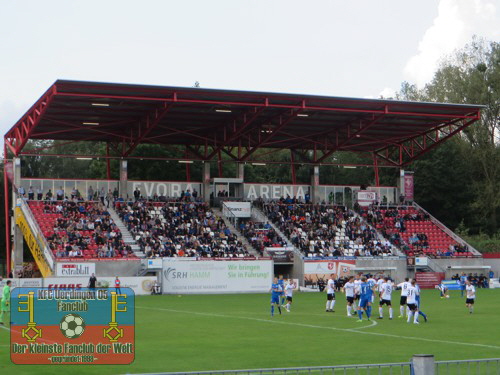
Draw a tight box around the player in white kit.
[376,276,385,295]
[465,280,475,314]
[378,277,393,319]
[325,274,336,312]
[406,280,420,324]
[284,279,296,312]
[397,277,412,318]
[343,276,356,317]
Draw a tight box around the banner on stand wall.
[161,259,273,294]
[303,259,356,286]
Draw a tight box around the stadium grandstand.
[2,79,493,285]
[5,79,500,375]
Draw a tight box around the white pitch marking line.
[137,306,500,350]
[350,319,378,330]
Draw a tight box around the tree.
[399,38,500,235]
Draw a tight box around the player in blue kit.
[278,275,286,306]
[415,282,428,323]
[357,276,374,322]
[270,277,283,317]
[460,273,467,297]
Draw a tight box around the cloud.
[379,87,396,99]
[404,0,500,87]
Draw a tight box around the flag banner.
[10,287,135,365]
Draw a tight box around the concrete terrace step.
[108,205,145,258]
[251,206,301,255]
[212,207,259,256]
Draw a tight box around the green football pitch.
[0,289,499,375]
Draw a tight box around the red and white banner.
[357,190,378,206]
[56,262,96,277]
[404,174,414,201]
[303,259,356,285]
[415,272,445,289]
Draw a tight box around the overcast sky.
[1,0,499,148]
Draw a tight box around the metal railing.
[131,362,412,375]
[128,356,500,375]
[222,201,239,228]
[435,358,500,374]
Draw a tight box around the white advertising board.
[415,257,429,266]
[357,190,378,206]
[42,277,157,295]
[0,278,43,289]
[56,262,96,277]
[303,259,356,275]
[146,258,163,268]
[222,201,251,218]
[162,259,273,294]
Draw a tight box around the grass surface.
[0,289,499,374]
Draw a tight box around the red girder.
[206,107,264,160]
[239,109,303,161]
[123,100,175,156]
[41,117,128,139]
[56,91,481,120]
[400,118,478,166]
[6,86,56,155]
[316,114,385,163]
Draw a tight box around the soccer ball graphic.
[60,314,86,339]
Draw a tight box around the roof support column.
[310,165,320,204]
[12,157,24,273]
[236,163,244,200]
[3,145,12,276]
[119,160,128,199]
[398,169,405,204]
[202,162,211,203]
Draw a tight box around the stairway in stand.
[107,205,144,258]
[211,207,259,257]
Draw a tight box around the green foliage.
[399,38,500,240]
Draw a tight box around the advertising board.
[161,259,273,294]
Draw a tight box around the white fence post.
[412,354,435,375]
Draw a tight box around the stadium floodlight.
[76,157,93,160]
[178,160,194,164]
[215,109,232,113]
[91,103,110,107]
[343,166,357,169]
[82,122,100,126]
[251,163,266,166]
[297,113,309,117]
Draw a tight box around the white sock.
[379,307,383,318]
[389,308,393,319]
[414,311,419,323]
[286,303,291,310]
[400,306,404,316]
[326,301,330,310]
[407,311,413,323]
[347,305,352,316]
[353,301,357,310]
[331,300,336,310]
[406,306,410,316]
